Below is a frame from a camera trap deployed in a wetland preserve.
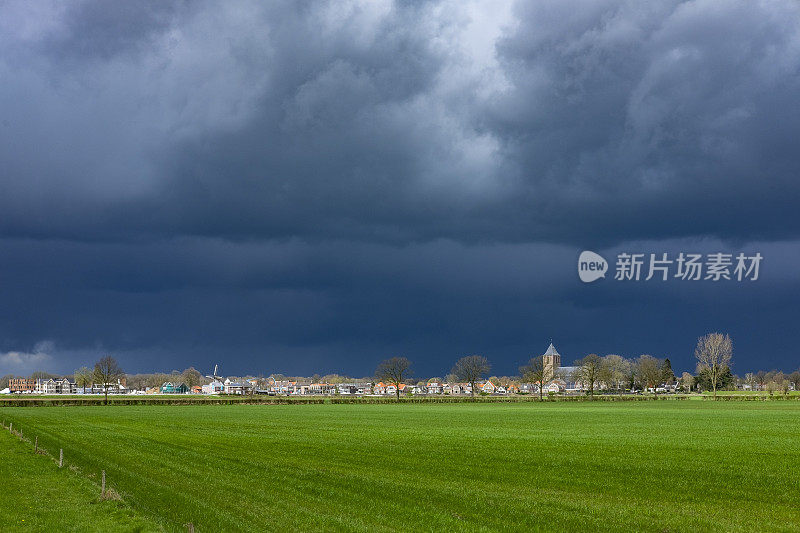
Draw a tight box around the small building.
[97,380,129,395]
[223,378,253,395]
[160,382,189,394]
[9,378,35,393]
[337,385,358,395]
[55,378,76,394]
[36,379,58,394]
[426,382,443,394]
[451,383,472,395]
[202,381,224,394]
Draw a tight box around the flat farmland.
[0,427,158,532]
[1,402,799,532]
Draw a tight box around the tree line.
[3,334,799,400]
[375,333,797,400]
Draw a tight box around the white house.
[36,379,57,394]
[451,383,471,395]
[426,382,443,394]
[202,380,224,394]
[223,378,253,395]
[480,381,496,394]
[547,382,563,393]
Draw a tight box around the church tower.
[543,342,561,380]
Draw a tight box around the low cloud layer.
[1,1,799,376]
[0,341,54,376]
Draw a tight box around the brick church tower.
[543,342,561,380]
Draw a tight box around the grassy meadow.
[0,428,158,532]
[1,402,799,532]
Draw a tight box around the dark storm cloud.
[41,0,188,62]
[3,0,798,245]
[489,0,800,244]
[1,0,799,376]
[1,235,797,376]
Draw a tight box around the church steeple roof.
[543,343,560,357]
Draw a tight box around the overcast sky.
[1,0,799,378]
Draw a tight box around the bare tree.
[73,366,92,392]
[680,371,694,393]
[451,355,490,397]
[182,367,203,390]
[603,355,629,392]
[573,354,605,397]
[635,355,663,393]
[93,356,125,405]
[375,357,412,400]
[30,371,59,381]
[520,355,547,400]
[777,373,790,396]
[744,372,756,391]
[789,370,800,393]
[755,370,767,391]
[774,371,785,387]
[694,333,733,399]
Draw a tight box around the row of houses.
[150,378,511,397]
[8,378,129,395]
[2,344,699,397]
[6,375,521,397]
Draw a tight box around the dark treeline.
[3,365,799,393]
[2,332,798,396]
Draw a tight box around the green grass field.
[2,402,799,532]
[0,429,158,532]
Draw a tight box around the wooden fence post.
[59,449,63,468]
[35,436,38,453]
[101,470,106,497]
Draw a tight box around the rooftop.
[544,343,560,357]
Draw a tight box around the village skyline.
[5,337,800,399]
[3,336,799,379]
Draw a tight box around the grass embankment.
[0,394,692,407]
[0,395,326,407]
[2,402,799,532]
[700,390,800,398]
[0,427,159,532]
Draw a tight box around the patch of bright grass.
[2,402,799,532]
[0,428,160,532]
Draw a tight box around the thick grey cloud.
[0,0,799,376]
[3,0,799,245]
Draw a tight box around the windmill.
[205,364,223,382]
